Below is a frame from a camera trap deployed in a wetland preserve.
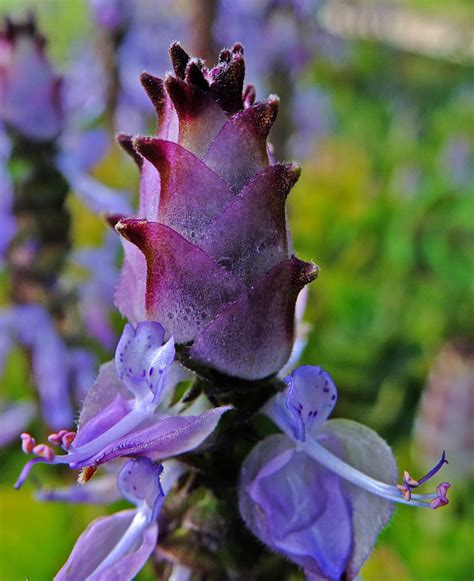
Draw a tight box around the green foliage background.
[0,0,472,579]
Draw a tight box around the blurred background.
[0,0,472,579]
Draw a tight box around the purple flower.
[0,305,75,428]
[239,366,451,579]
[72,232,120,349]
[0,123,15,262]
[0,16,63,140]
[16,321,230,487]
[55,457,184,580]
[115,43,318,380]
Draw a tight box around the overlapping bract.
[115,42,318,380]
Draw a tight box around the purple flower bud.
[0,16,63,140]
[115,43,319,380]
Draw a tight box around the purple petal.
[74,393,131,449]
[199,163,299,283]
[90,406,231,465]
[204,99,279,193]
[265,366,338,443]
[115,322,174,404]
[319,419,397,578]
[134,138,234,240]
[190,257,318,379]
[117,457,164,515]
[55,510,158,581]
[239,434,352,579]
[78,361,130,430]
[116,220,245,343]
[164,74,228,158]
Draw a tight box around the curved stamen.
[305,437,449,509]
[15,457,49,489]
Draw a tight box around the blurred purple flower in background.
[0,400,35,447]
[72,232,120,350]
[0,305,96,428]
[215,0,338,158]
[0,123,15,263]
[0,15,63,140]
[88,0,190,133]
[0,14,129,442]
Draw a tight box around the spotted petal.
[115,322,174,405]
[265,366,338,443]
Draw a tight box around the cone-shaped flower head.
[115,42,319,381]
[0,15,63,140]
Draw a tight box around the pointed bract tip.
[115,218,149,248]
[185,58,209,92]
[286,162,302,183]
[232,42,244,55]
[169,41,190,79]
[117,133,143,168]
[140,72,166,108]
[105,213,126,229]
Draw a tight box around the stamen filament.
[57,407,149,466]
[305,437,433,508]
[416,451,448,486]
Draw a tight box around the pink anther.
[61,431,76,450]
[32,444,55,461]
[430,496,449,509]
[396,483,412,501]
[20,433,36,454]
[48,429,68,445]
[403,470,419,487]
[436,482,451,498]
